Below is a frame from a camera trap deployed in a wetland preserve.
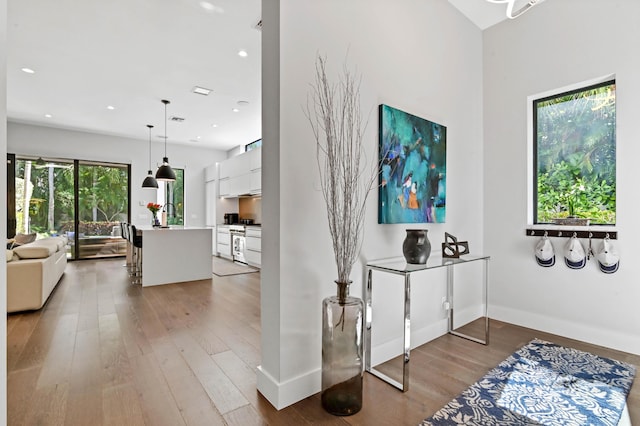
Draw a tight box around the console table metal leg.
[364,268,411,392]
[365,268,372,373]
[402,273,411,392]
[447,261,489,345]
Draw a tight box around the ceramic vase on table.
[402,229,431,264]
[321,281,364,416]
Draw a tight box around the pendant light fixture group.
[142,124,159,188]
[155,99,177,182]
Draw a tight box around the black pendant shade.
[156,99,176,182]
[142,124,159,188]
[142,172,159,188]
[156,158,177,181]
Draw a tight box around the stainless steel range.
[230,224,246,264]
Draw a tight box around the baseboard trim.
[256,365,321,410]
[490,305,640,356]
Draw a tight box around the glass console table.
[365,254,490,392]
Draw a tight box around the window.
[245,138,262,152]
[534,79,616,225]
[9,155,130,259]
[161,168,184,226]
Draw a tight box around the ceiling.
[6,0,537,151]
[7,0,262,151]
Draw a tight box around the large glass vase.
[321,281,364,416]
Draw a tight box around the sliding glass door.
[77,161,129,259]
[10,155,130,259]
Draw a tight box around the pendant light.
[155,99,177,182]
[142,124,159,188]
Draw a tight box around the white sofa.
[6,236,68,313]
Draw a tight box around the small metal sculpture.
[441,232,469,258]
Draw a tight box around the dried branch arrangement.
[305,55,379,285]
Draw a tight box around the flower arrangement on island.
[147,202,162,226]
[146,202,161,214]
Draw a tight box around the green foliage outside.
[15,159,129,237]
[165,168,184,226]
[536,82,616,224]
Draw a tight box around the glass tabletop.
[366,254,490,273]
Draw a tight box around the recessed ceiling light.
[107,105,115,110]
[232,108,240,113]
[238,50,248,58]
[192,86,212,96]
[21,68,35,74]
[212,124,218,128]
[44,114,52,118]
[197,136,201,139]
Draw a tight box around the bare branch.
[303,55,381,284]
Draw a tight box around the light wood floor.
[7,258,640,425]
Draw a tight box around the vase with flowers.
[305,55,381,416]
[147,203,162,227]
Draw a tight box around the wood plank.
[170,328,249,415]
[223,404,264,426]
[99,312,133,388]
[151,335,226,426]
[7,310,43,372]
[69,328,102,394]
[212,350,259,407]
[21,382,70,425]
[7,258,640,426]
[102,384,146,426]
[7,366,40,425]
[36,313,79,389]
[64,390,102,426]
[128,352,186,426]
[76,271,98,332]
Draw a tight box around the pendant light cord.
[147,124,153,169]
[162,99,170,157]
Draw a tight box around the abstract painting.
[378,104,446,224]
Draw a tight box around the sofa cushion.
[50,236,67,251]
[13,240,58,259]
[6,249,13,262]
[14,233,37,245]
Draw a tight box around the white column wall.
[259,0,484,408]
[7,122,226,227]
[483,0,640,355]
[1,0,8,422]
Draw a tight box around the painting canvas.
[378,104,446,224]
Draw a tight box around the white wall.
[484,0,640,355]
[1,0,8,422]
[8,121,227,227]
[259,0,484,408]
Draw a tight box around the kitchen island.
[139,226,213,287]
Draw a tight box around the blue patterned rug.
[421,339,636,426]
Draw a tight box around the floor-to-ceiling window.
[160,168,184,226]
[8,155,130,259]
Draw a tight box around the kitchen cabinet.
[217,225,231,259]
[205,180,217,226]
[217,147,262,197]
[245,227,261,268]
[204,163,217,182]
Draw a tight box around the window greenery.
[534,80,616,225]
[163,168,184,225]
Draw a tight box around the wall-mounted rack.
[526,229,617,240]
